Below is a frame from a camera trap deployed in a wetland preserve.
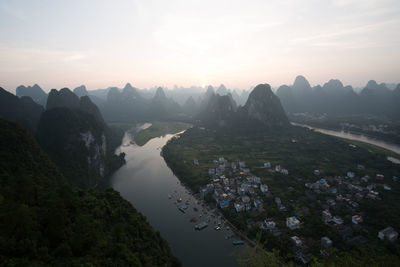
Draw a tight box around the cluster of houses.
[199,157,275,213]
[306,168,399,248]
[195,157,398,264]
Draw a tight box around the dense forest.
[0,118,180,266]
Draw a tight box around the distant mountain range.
[5,75,400,126]
[101,83,182,122]
[16,84,48,106]
[276,76,400,119]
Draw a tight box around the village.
[194,156,399,264]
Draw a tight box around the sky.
[0,0,399,92]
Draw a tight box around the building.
[219,200,230,209]
[239,161,246,168]
[286,216,301,230]
[383,184,392,191]
[291,236,302,247]
[275,165,281,172]
[378,227,398,242]
[332,216,343,225]
[321,237,333,249]
[242,168,250,174]
[322,210,332,224]
[234,202,245,212]
[253,199,263,209]
[241,195,250,204]
[264,162,271,168]
[260,184,268,194]
[352,215,363,224]
[199,184,214,199]
[347,172,355,178]
[231,162,237,169]
[193,159,199,165]
[261,220,276,231]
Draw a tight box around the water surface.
[292,122,400,163]
[112,128,242,267]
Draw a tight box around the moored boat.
[195,222,208,230]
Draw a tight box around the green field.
[134,121,191,146]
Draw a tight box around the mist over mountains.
[5,74,400,127]
[276,76,400,119]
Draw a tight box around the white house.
[378,227,398,242]
[332,216,343,225]
[234,202,245,212]
[260,184,269,194]
[291,236,302,247]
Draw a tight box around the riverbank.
[134,121,191,146]
[291,122,400,156]
[111,127,243,267]
[292,122,400,160]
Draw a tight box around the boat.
[232,240,245,245]
[168,194,172,199]
[195,222,208,230]
[177,198,182,203]
[215,226,221,231]
[178,205,187,213]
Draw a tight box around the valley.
[162,125,400,265]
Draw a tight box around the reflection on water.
[292,122,400,156]
[387,156,400,164]
[111,126,242,267]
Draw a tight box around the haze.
[1,0,399,91]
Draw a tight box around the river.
[111,124,243,267]
[292,122,400,163]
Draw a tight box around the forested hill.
[0,118,180,266]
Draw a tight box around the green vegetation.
[163,126,398,191]
[0,118,180,266]
[35,107,125,187]
[343,139,400,159]
[135,121,190,146]
[163,126,400,265]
